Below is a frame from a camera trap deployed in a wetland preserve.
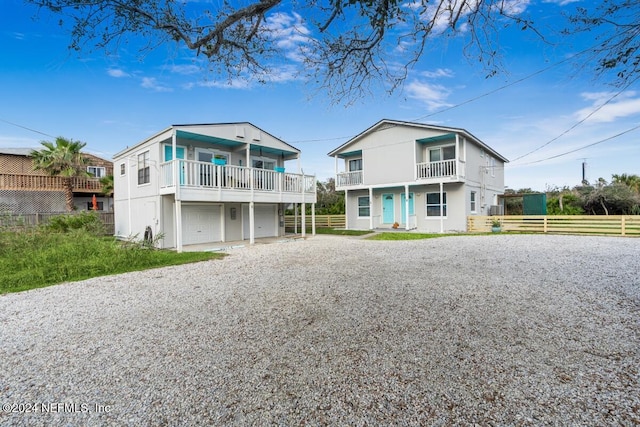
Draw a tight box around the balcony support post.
[249,201,255,245]
[439,181,444,234]
[405,184,410,231]
[369,187,374,230]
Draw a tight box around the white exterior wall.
[114,133,166,239]
[346,184,468,232]
[463,142,505,215]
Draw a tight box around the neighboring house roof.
[0,147,38,156]
[114,122,300,159]
[0,147,112,164]
[327,119,509,163]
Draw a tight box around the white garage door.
[182,205,221,245]
[243,204,277,239]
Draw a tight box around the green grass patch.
[287,227,373,236]
[367,232,467,240]
[0,229,223,294]
[313,228,373,236]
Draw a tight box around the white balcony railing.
[336,170,363,187]
[416,159,459,179]
[160,160,315,194]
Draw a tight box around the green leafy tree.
[31,137,89,212]
[100,174,114,197]
[316,178,345,215]
[26,0,640,103]
[611,173,640,193]
[583,183,640,215]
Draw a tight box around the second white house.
[328,119,508,232]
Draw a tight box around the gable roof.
[114,122,300,159]
[327,119,509,163]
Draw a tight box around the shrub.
[44,211,106,235]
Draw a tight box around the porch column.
[312,203,316,236]
[249,201,255,245]
[245,143,250,168]
[294,204,298,234]
[455,134,460,179]
[127,156,132,235]
[345,189,349,229]
[301,203,306,238]
[220,204,225,242]
[369,187,374,230]
[175,200,183,252]
[439,182,444,233]
[405,184,410,231]
[172,129,178,197]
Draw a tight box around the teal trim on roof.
[337,150,362,158]
[416,133,456,144]
[176,130,242,147]
[176,129,298,159]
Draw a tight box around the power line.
[509,77,640,163]
[508,124,640,167]
[0,118,55,139]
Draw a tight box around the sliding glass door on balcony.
[417,145,457,179]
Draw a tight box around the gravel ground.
[1,234,639,426]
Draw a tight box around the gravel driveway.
[1,234,639,426]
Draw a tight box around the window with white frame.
[137,151,150,185]
[426,192,447,217]
[491,157,496,177]
[348,158,362,171]
[120,163,125,176]
[87,166,106,178]
[429,145,455,162]
[470,191,477,213]
[252,157,275,170]
[358,196,370,217]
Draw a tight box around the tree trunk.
[600,199,609,216]
[64,178,74,212]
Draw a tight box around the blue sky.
[1,0,639,191]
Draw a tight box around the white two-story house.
[328,119,508,232]
[113,122,317,251]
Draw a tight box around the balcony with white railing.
[416,159,465,181]
[336,170,363,187]
[159,160,316,203]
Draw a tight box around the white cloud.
[141,77,172,92]
[543,0,580,5]
[169,64,200,75]
[265,12,312,63]
[420,68,454,79]
[107,68,129,78]
[405,80,453,111]
[574,91,640,123]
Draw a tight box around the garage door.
[243,204,277,239]
[182,205,221,245]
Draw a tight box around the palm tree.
[100,174,114,197]
[612,173,640,193]
[31,137,89,212]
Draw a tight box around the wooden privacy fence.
[284,214,346,229]
[0,211,115,235]
[468,215,640,236]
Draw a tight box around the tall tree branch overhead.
[27,0,640,104]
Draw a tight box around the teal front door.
[382,194,394,224]
[401,193,415,224]
[164,145,185,184]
